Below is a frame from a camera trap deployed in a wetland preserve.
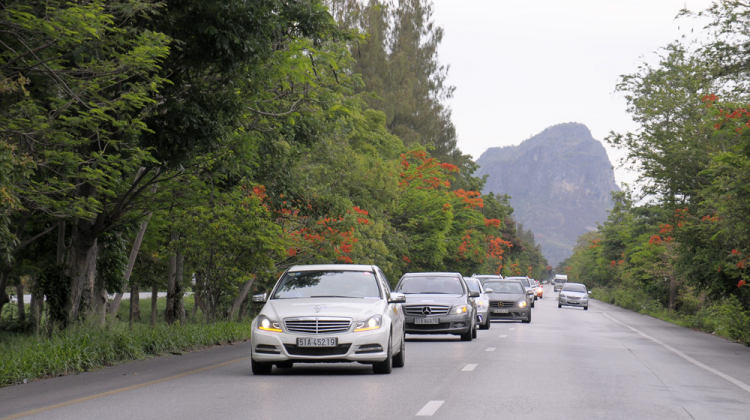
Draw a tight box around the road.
[2,285,750,419]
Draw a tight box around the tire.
[522,311,531,323]
[392,334,406,368]
[275,361,293,369]
[584,305,589,311]
[373,335,393,374]
[558,303,562,308]
[251,358,272,375]
[472,321,478,339]
[460,326,473,341]
[531,300,535,308]
[479,316,491,330]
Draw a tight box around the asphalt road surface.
[2,285,750,419]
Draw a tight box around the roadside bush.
[0,321,252,387]
[705,296,750,345]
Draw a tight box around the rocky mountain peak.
[476,122,619,266]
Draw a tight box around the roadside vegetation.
[560,3,750,345]
[1,0,549,386]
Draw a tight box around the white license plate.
[492,309,509,314]
[414,318,439,324]
[297,337,337,347]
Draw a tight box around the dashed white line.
[499,334,508,338]
[485,347,496,352]
[603,312,750,395]
[509,328,516,331]
[462,363,478,371]
[416,400,445,416]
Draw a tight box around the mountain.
[475,122,619,266]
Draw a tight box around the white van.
[553,274,568,292]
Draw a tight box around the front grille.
[284,344,351,356]
[404,305,450,316]
[284,317,352,334]
[490,301,517,308]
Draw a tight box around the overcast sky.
[431,0,716,187]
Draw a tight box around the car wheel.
[460,326,473,341]
[558,303,562,308]
[531,300,535,308]
[251,358,272,375]
[275,361,293,369]
[373,335,393,374]
[472,320,478,339]
[479,316,491,330]
[522,311,531,323]
[584,305,589,311]
[392,334,406,368]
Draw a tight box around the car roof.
[564,282,586,287]
[402,272,463,277]
[288,264,377,272]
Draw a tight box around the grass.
[0,295,254,387]
[591,287,750,346]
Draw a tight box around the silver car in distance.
[250,264,406,375]
[558,282,590,310]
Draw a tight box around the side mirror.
[389,292,406,303]
[252,293,268,303]
[527,290,534,295]
[469,290,480,298]
[485,288,494,294]
[588,291,592,295]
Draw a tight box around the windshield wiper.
[309,295,363,298]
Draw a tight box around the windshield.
[273,271,381,299]
[396,276,464,294]
[563,284,586,293]
[484,281,524,294]
[465,279,482,293]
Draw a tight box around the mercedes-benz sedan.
[395,272,479,341]
[483,279,531,323]
[558,282,590,310]
[250,264,406,374]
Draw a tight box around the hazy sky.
[431,0,716,186]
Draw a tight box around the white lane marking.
[603,312,750,395]
[485,347,496,352]
[462,364,478,371]
[416,400,444,416]
[499,334,508,338]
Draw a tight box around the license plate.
[414,318,439,324]
[297,337,337,347]
[492,309,509,314]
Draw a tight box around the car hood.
[401,293,466,306]
[262,298,386,320]
[561,291,587,298]
[486,293,525,302]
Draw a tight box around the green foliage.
[0,321,252,387]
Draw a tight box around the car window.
[563,284,586,293]
[484,281,524,294]
[377,269,391,299]
[465,279,482,293]
[396,276,464,294]
[273,271,381,299]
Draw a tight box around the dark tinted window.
[563,284,587,293]
[484,281,524,294]
[273,271,381,299]
[396,276,464,294]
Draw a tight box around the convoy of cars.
[250,265,589,374]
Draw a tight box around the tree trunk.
[150,284,158,327]
[30,288,43,334]
[193,272,207,320]
[227,277,256,320]
[0,270,10,317]
[15,282,25,322]
[93,284,108,327]
[110,214,152,315]
[176,253,185,323]
[165,230,178,325]
[669,274,677,312]
[131,283,141,322]
[65,236,98,323]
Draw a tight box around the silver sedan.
[558,282,590,310]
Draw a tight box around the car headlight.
[257,315,282,332]
[354,315,382,332]
[476,300,484,309]
[452,305,468,314]
[517,300,527,308]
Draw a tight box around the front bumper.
[250,325,391,364]
[488,306,530,321]
[404,313,472,335]
[559,298,588,308]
